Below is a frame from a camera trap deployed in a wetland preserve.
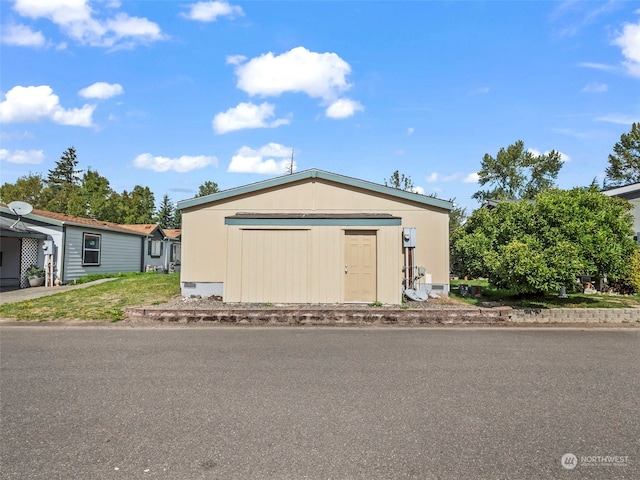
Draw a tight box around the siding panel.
[63,227,143,282]
[240,230,309,303]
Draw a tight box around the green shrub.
[609,248,640,294]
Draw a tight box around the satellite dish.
[8,201,33,229]
[8,201,33,216]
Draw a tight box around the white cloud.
[581,82,608,93]
[325,98,364,119]
[0,85,95,126]
[230,46,364,119]
[212,102,289,134]
[133,153,217,173]
[0,148,44,164]
[14,0,92,24]
[227,143,296,174]
[234,46,353,101]
[12,0,165,49]
[612,18,640,77]
[472,87,490,95]
[407,127,414,136]
[425,172,462,183]
[595,114,639,125]
[226,54,246,65]
[412,186,425,195]
[1,23,45,47]
[182,1,244,22]
[79,82,124,99]
[577,62,617,72]
[463,172,479,184]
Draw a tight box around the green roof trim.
[177,169,454,211]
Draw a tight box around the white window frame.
[149,239,163,258]
[171,243,181,264]
[82,233,101,266]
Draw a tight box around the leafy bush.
[609,248,640,294]
[451,187,636,295]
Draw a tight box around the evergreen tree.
[605,122,640,187]
[47,147,82,187]
[46,147,83,213]
[157,194,176,229]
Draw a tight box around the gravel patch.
[156,294,474,311]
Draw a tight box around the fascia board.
[178,168,454,211]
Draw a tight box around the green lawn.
[450,279,640,309]
[3,273,637,322]
[0,272,181,322]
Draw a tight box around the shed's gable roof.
[177,168,454,211]
[602,183,640,199]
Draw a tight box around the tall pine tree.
[156,194,176,229]
[46,147,83,213]
[605,122,640,187]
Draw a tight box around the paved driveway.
[1,326,638,479]
[0,278,116,305]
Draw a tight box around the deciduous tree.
[384,170,415,192]
[0,173,50,208]
[451,187,636,294]
[196,180,219,197]
[472,140,563,202]
[116,186,156,224]
[66,168,115,219]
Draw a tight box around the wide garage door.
[240,229,309,303]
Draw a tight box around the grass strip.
[450,279,640,308]
[0,273,180,322]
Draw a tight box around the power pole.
[287,149,295,174]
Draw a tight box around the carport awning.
[225,213,402,226]
[0,217,46,239]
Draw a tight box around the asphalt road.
[1,326,638,479]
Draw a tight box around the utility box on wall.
[42,240,55,254]
[402,227,416,247]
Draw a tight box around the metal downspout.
[140,237,145,272]
[60,225,66,284]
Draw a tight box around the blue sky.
[1,0,639,214]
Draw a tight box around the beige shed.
[177,169,453,304]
